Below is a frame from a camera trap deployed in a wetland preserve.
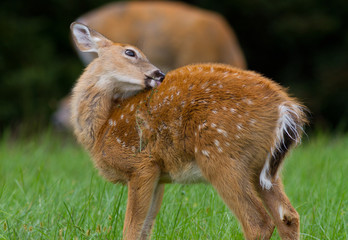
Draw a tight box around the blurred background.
[0,0,347,135]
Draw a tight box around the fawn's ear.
[70,22,112,53]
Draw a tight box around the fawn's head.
[71,22,165,95]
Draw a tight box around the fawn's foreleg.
[123,164,161,240]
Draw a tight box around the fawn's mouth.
[145,71,165,89]
[145,77,162,88]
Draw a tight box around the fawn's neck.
[71,66,141,150]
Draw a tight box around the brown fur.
[71,23,307,240]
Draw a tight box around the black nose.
[153,70,165,82]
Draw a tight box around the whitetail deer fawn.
[71,22,307,240]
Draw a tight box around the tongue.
[150,79,161,88]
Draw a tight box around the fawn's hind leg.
[196,154,274,240]
[123,163,162,240]
[256,178,300,240]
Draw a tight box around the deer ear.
[70,22,112,53]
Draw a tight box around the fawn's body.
[71,23,307,240]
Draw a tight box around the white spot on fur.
[202,122,207,128]
[126,118,129,123]
[217,147,223,153]
[116,138,121,144]
[202,150,210,157]
[211,123,217,128]
[120,114,124,119]
[237,123,243,130]
[278,205,284,220]
[130,104,134,111]
[249,119,257,125]
[217,128,228,137]
[223,71,229,77]
[194,147,198,153]
[260,154,272,190]
[212,110,218,114]
[243,98,253,105]
[214,139,220,146]
[230,108,236,113]
[108,119,114,126]
[205,88,211,93]
[222,107,227,111]
[218,84,223,89]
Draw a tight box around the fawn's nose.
[153,70,165,82]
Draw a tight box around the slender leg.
[256,178,300,240]
[139,184,165,240]
[196,154,274,240]
[123,164,161,240]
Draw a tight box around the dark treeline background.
[0,0,347,134]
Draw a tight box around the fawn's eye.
[125,49,136,57]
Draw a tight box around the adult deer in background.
[70,22,307,240]
[53,1,246,130]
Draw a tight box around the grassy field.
[0,130,347,239]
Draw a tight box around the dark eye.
[125,49,136,57]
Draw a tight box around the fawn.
[70,22,307,240]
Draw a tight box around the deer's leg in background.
[139,184,165,240]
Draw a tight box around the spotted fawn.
[71,22,307,240]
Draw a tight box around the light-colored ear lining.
[72,23,99,53]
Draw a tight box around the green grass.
[0,130,347,239]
